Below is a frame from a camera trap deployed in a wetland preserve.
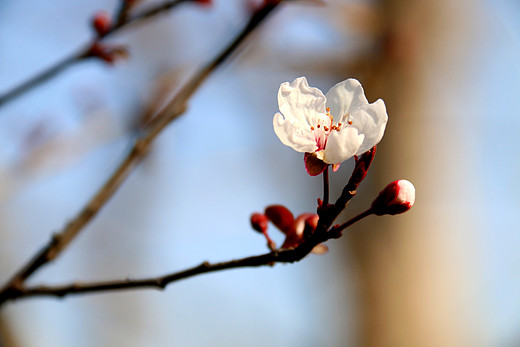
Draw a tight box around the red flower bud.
[87,43,128,64]
[250,213,268,234]
[250,212,276,251]
[281,213,318,249]
[92,11,111,37]
[193,0,212,5]
[265,205,294,234]
[371,179,415,215]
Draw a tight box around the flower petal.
[278,77,327,127]
[325,78,368,121]
[350,99,388,155]
[273,113,318,153]
[323,127,364,164]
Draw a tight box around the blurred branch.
[0,0,199,109]
[0,1,283,306]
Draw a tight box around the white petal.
[350,99,388,155]
[273,113,318,153]
[278,77,327,127]
[325,78,368,122]
[322,127,364,164]
[396,180,415,206]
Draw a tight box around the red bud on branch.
[371,180,415,215]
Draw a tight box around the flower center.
[309,107,353,150]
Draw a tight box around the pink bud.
[371,179,415,215]
[281,213,318,249]
[250,213,268,234]
[194,0,212,5]
[265,205,294,234]
[92,11,111,36]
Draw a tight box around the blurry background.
[0,0,519,346]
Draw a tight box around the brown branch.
[0,1,283,306]
[0,0,195,109]
[5,221,337,301]
[2,145,376,303]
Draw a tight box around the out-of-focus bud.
[281,213,315,248]
[87,43,128,64]
[371,179,415,215]
[250,213,268,233]
[265,205,294,234]
[92,11,111,37]
[193,0,212,5]
[250,212,276,251]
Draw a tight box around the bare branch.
[0,1,283,306]
[1,142,377,303]
[0,0,194,108]
[6,224,334,301]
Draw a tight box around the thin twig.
[334,208,373,233]
[0,0,192,109]
[0,1,282,306]
[322,165,330,205]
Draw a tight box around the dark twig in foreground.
[0,1,282,306]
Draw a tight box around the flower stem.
[323,165,330,206]
[335,208,373,233]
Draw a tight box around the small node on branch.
[91,11,112,37]
[371,179,415,215]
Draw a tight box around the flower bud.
[193,0,212,5]
[265,205,294,234]
[87,43,128,64]
[250,213,276,251]
[281,213,316,249]
[371,179,415,215]
[250,213,268,234]
[92,11,111,37]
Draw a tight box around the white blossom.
[273,77,388,165]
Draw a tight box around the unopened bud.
[371,179,415,215]
[92,11,111,37]
[250,213,268,233]
[193,0,212,5]
[265,205,294,234]
[87,43,128,64]
[281,213,315,248]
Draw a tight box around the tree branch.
[0,0,195,109]
[0,1,283,306]
[6,224,334,301]
[1,143,377,303]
